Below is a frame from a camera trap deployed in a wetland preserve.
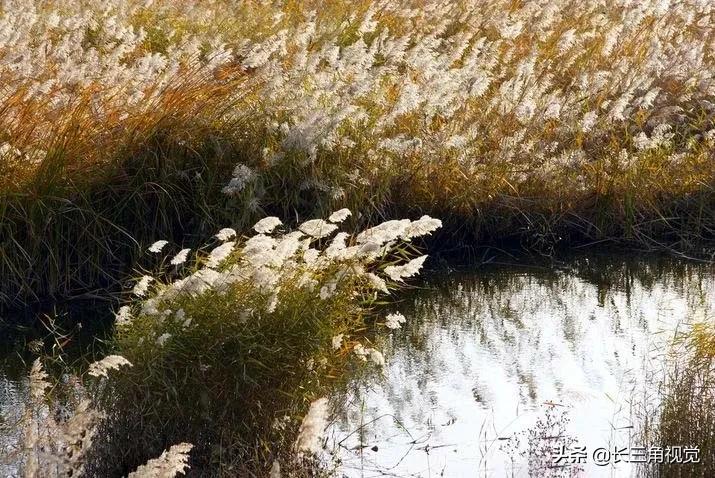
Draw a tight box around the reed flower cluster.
[13,358,192,478]
[2,0,714,212]
[88,211,440,475]
[19,360,101,478]
[117,211,439,335]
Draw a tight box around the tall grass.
[635,322,715,478]
[3,213,440,476]
[2,0,715,309]
[7,357,193,478]
[6,214,439,477]
[0,66,251,308]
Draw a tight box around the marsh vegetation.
[1,0,714,477]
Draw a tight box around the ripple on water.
[326,256,715,478]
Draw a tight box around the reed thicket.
[639,323,715,478]
[5,213,441,476]
[2,0,715,308]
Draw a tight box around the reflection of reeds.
[329,253,712,478]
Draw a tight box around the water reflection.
[0,353,27,477]
[0,303,111,477]
[327,256,715,477]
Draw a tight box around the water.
[1,255,713,477]
[0,303,111,477]
[1,350,28,477]
[326,255,715,477]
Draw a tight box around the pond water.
[1,349,28,477]
[1,255,713,477]
[0,305,110,477]
[325,255,715,477]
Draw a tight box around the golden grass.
[1,0,713,309]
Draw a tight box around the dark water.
[1,255,713,477]
[0,303,112,477]
[326,255,715,477]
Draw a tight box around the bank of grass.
[2,111,714,311]
[67,215,439,476]
[3,0,715,310]
[89,288,360,476]
[0,71,245,309]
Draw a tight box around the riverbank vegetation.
[2,0,714,309]
[2,0,714,476]
[5,214,441,476]
[638,322,715,478]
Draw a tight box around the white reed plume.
[148,240,169,254]
[293,397,330,456]
[127,443,194,478]
[87,355,133,378]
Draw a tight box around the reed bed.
[638,322,715,478]
[1,0,714,308]
[2,1,715,474]
[5,213,441,476]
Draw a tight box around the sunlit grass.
[2,2,714,473]
[72,214,437,476]
[2,0,714,308]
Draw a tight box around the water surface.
[1,349,28,477]
[327,255,715,477]
[0,304,110,477]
